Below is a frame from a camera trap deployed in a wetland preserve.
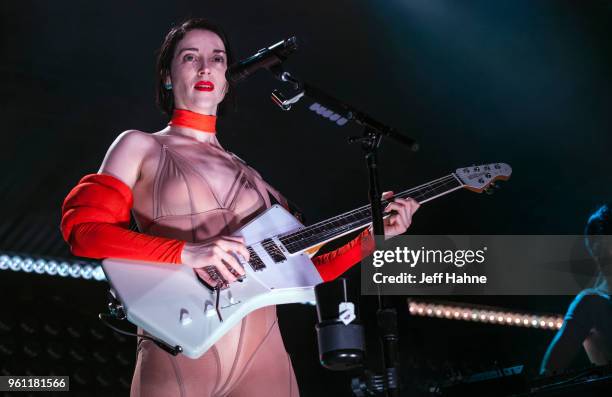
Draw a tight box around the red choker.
[168,109,216,133]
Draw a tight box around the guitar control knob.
[204,302,216,317]
[474,167,480,172]
[485,173,491,178]
[484,166,490,170]
[180,309,192,326]
[478,178,485,184]
[494,164,501,169]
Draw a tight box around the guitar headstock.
[455,163,512,193]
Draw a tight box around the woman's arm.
[60,130,247,285]
[61,131,186,263]
[61,173,185,263]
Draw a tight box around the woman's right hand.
[181,236,250,287]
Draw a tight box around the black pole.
[266,68,413,396]
[362,130,401,397]
[364,132,385,237]
[378,308,400,396]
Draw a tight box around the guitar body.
[102,205,323,359]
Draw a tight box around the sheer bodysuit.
[129,133,299,397]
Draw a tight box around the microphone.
[227,36,298,84]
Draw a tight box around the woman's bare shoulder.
[114,129,159,148]
[98,130,161,188]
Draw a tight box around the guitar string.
[285,166,505,251]
[280,174,457,243]
[279,189,464,256]
[281,175,460,248]
[282,181,460,252]
[280,175,462,251]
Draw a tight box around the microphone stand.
[269,66,418,397]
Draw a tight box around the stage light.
[69,264,81,278]
[45,261,58,275]
[9,256,22,271]
[408,299,563,330]
[22,258,34,273]
[0,253,104,281]
[34,259,46,274]
[81,265,94,280]
[58,262,71,277]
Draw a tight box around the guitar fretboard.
[279,174,463,254]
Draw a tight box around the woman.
[540,204,612,374]
[60,18,420,397]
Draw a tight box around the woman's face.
[168,29,228,115]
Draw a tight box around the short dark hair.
[155,18,235,116]
[584,204,612,257]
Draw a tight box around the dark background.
[0,0,611,395]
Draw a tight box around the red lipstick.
[194,81,214,92]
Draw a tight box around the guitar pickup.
[262,239,287,263]
[247,247,266,271]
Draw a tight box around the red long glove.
[61,173,373,279]
[60,174,184,263]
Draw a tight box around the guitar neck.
[279,173,464,254]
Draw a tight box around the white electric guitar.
[102,163,512,358]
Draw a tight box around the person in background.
[541,204,612,374]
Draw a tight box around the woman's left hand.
[382,191,420,239]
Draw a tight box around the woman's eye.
[183,54,196,62]
[213,56,225,63]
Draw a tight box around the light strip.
[309,103,349,126]
[0,253,105,281]
[408,299,563,330]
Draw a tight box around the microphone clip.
[270,70,304,111]
[271,89,304,111]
